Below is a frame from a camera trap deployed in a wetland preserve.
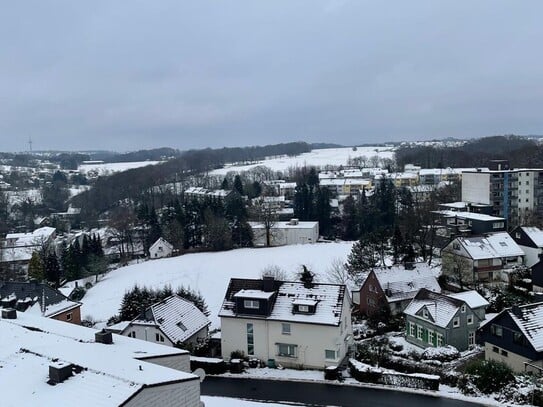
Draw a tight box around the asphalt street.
[201,377,483,407]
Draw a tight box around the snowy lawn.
[210,147,394,175]
[78,161,163,175]
[80,242,354,327]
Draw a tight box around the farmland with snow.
[80,242,354,327]
[210,146,395,175]
[78,160,163,176]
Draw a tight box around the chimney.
[1,308,16,319]
[289,218,299,225]
[95,329,113,344]
[48,362,73,384]
[511,305,523,318]
[262,276,276,292]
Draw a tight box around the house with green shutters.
[403,288,489,351]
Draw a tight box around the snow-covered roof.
[5,226,55,246]
[131,295,210,344]
[233,290,275,300]
[184,187,231,198]
[448,291,489,309]
[220,279,347,326]
[150,237,173,252]
[506,302,543,352]
[404,289,465,328]
[370,264,441,303]
[521,227,543,247]
[0,312,195,406]
[454,232,525,260]
[435,210,505,222]
[249,220,318,230]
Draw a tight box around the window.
[513,331,527,346]
[129,331,136,338]
[453,243,460,250]
[155,333,165,342]
[453,317,460,328]
[422,308,429,319]
[298,305,309,313]
[501,350,508,357]
[367,298,376,307]
[467,314,474,325]
[417,326,423,340]
[468,331,475,346]
[325,349,336,360]
[282,323,291,335]
[277,343,297,358]
[515,232,521,239]
[436,333,443,347]
[409,322,415,337]
[491,324,503,337]
[369,284,374,292]
[461,305,466,313]
[428,330,435,345]
[66,312,73,321]
[244,300,260,309]
[492,346,499,353]
[247,323,254,355]
[177,321,187,331]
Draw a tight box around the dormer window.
[298,305,309,313]
[292,299,317,314]
[244,300,260,309]
[422,308,429,319]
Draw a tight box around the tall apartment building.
[461,160,543,225]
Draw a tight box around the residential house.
[249,219,319,247]
[479,302,543,373]
[510,226,543,267]
[441,232,525,287]
[0,311,201,406]
[404,289,489,351]
[0,281,81,324]
[184,187,233,202]
[1,226,56,279]
[119,295,210,347]
[149,237,174,259]
[219,277,353,369]
[358,263,441,317]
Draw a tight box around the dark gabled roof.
[0,281,79,315]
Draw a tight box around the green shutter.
[423,328,428,343]
[405,321,410,335]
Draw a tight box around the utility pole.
[28,137,33,153]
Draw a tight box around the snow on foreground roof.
[521,226,543,247]
[79,242,354,328]
[448,291,489,309]
[0,313,196,406]
[372,263,441,303]
[220,279,347,326]
[506,302,543,352]
[456,232,525,260]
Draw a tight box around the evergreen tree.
[299,265,315,288]
[345,235,379,282]
[62,245,80,281]
[315,187,332,235]
[341,195,358,240]
[28,252,45,281]
[221,177,229,190]
[233,175,244,195]
[44,252,61,287]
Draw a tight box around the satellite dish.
[193,368,206,383]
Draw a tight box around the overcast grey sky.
[1,1,542,152]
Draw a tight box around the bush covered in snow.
[421,345,460,362]
[462,360,514,395]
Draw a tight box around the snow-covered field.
[78,161,163,176]
[210,147,395,175]
[80,242,354,327]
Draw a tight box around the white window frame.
[428,330,434,345]
[282,323,291,335]
[409,322,415,337]
[468,331,475,346]
[298,304,309,312]
[467,314,474,325]
[325,349,336,360]
[417,326,423,340]
[277,343,297,358]
[436,333,443,347]
[422,308,429,319]
[453,317,460,328]
[244,299,260,309]
[461,305,466,313]
[66,312,73,321]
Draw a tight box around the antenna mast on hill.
[28,136,33,153]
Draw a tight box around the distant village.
[3,145,543,405]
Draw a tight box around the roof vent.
[48,362,73,385]
[262,276,276,292]
[289,218,299,225]
[1,308,16,319]
[95,329,113,344]
[511,305,522,318]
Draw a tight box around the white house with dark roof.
[510,226,543,267]
[219,277,352,369]
[404,289,488,351]
[121,295,210,347]
[149,237,174,259]
[0,310,200,406]
[442,232,525,286]
[358,263,441,316]
[249,219,319,247]
[479,302,543,373]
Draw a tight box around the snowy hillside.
[210,147,394,175]
[78,161,163,176]
[80,242,354,327]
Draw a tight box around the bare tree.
[108,205,137,261]
[442,252,474,289]
[261,265,287,281]
[251,197,278,247]
[326,257,350,285]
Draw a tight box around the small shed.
[149,237,173,259]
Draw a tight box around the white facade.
[517,171,536,214]
[149,237,173,259]
[461,172,490,204]
[221,290,352,370]
[250,220,319,247]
